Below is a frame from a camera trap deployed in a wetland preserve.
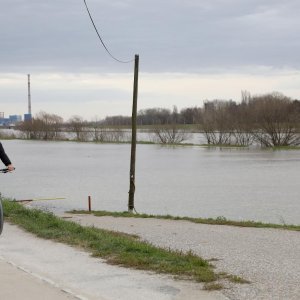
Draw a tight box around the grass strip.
[2,200,217,283]
[69,210,300,231]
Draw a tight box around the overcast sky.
[1,0,300,119]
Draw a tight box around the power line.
[83,0,134,64]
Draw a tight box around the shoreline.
[1,135,300,150]
[1,202,228,300]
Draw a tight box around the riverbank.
[1,200,228,300]
[1,129,300,150]
[3,200,300,299]
[3,200,218,284]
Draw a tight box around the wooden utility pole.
[128,54,139,212]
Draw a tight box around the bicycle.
[0,168,13,235]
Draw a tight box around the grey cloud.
[1,0,300,73]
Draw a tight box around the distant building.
[0,118,9,126]
[0,114,22,126]
[9,115,22,123]
[24,113,32,121]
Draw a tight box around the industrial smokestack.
[28,74,31,115]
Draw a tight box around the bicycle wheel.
[0,199,3,235]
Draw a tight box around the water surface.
[1,140,299,224]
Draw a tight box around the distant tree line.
[201,92,300,146]
[101,106,202,126]
[17,111,63,140]
[16,92,300,147]
[17,114,126,143]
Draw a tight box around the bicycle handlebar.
[0,168,15,173]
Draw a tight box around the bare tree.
[68,115,90,141]
[231,95,254,146]
[151,106,190,144]
[202,100,234,145]
[90,117,104,142]
[138,108,172,125]
[35,111,63,140]
[180,106,202,124]
[17,111,63,140]
[90,118,126,142]
[17,120,34,139]
[249,93,300,146]
[152,124,190,144]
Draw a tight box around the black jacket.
[0,142,11,166]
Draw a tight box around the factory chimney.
[28,74,31,115]
[24,74,32,122]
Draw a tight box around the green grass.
[69,210,300,231]
[3,200,218,284]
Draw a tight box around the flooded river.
[1,140,299,224]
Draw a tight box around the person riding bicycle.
[0,142,14,171]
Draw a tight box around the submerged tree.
[152,106,190,144]
[249,93,300,147]
[152,124,190,144]
[231,94,254,146]
[68,115,90,141]
[202,100,235,145]
[17,111,63,140]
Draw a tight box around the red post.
[88,196,91,212]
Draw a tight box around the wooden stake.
[88,196,92,212]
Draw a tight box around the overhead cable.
[83,0,134,64]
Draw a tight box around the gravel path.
[0,223,226,300]
[67,214,300,300]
